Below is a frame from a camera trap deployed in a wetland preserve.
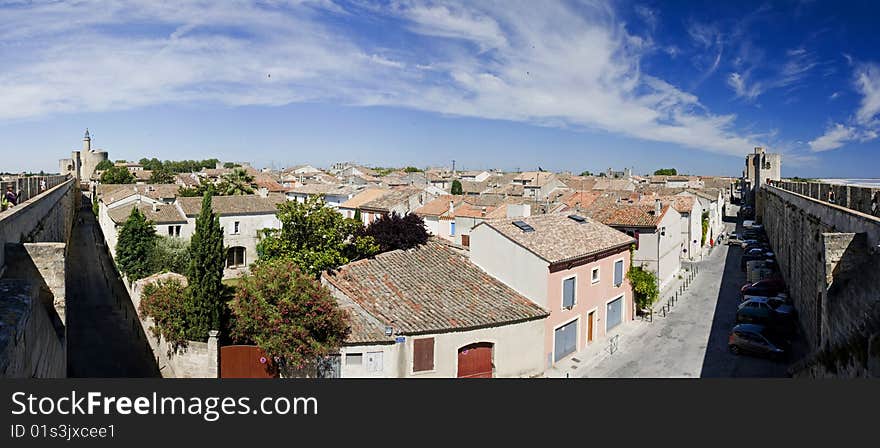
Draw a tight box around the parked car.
[728,324,791,360]
[741,252,774,270]
[736,297,796,332]
[740,278,786,299]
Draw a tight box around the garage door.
[606,297,623,331]
[457,342,493,378]
[554,320,578,362]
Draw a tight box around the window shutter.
[614,260,624,286]
[562,277,575,308]
[413,338,434,372]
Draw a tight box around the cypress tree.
[451,179,463,195]
[116,207,157,281]
[353,208,362,222]
[186,193,225,340]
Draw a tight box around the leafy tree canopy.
[95,159,115,171]
[579,170,593,177]
[403,166,423,173]
[100,166,135,184]
[257,195,378,276]
[228,259,350,370]
[450,179,463,195]
[116,207,157,281]
[360,212,429,253]
[654,168,678,176]
[149,169,175,184]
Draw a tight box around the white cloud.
[808,123,856,152]
[0,0,762,157]
[727,72,763,101]
[854,63,880,125]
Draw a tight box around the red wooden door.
[457,342,493,378]
[220,345,277,378]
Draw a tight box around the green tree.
[95,159,114,171]
[149,169,175,184]
[138,278,190,350]
[223,162,241,169]
[450,179,463,195]
[148,236,190,275]
[91,194,99,216]
[403,166,422,173]
[178,183,215,197]
[579,170,593,177]
[100,166,135,184]
[361,212,429,253]
[228,259,350,370]
[116,207,157,281]
[653,168,678,176]
[626,246,659,312]
[257,195,378,277]
[216,168,254,195]
[186,193,225,340]
[353,208,362,222]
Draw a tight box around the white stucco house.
[321,240,549,378]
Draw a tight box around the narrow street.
[66,198,160,377]
[566,208,789,378]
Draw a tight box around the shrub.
[228,259,350,369]
[138,278,190,350]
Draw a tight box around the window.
[591,267,600,284]
[232,221,240,234]
[175,225,181,237]
[345,353,363,366]
[450,221,456,236]
[366,352,383,373]
[613,260,624,287]
[168,226,174,236]
[413,338,434,372]
[562,277,576,309]
[226,247,246,268]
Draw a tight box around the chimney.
[654,199,661,216]
[152,203,158,213]
[481,206,487,217]
[449,199,455,214]
[258,187,269,197]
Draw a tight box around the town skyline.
[2,1,879,177]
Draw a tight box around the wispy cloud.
[808,61,880,151]
[0,0,763,156]
[727,72,763,101]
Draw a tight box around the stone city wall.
[759,185,880,377]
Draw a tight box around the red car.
[740,278,786,299]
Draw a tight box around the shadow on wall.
[3,243,65,342]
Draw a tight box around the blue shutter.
[554,320,578,362]
[562,277,576,308]
[606,297,623,330]
[614,260,624,286]
[450,221,456,236]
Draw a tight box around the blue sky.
[0,0,878,177]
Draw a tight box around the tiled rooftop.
[360,187,422,211]
[323,240,548,336]
[176,194,285,216]
[582,201,669,228]
[339,188,391,209]
[480,212,635,264]
[107,202,187,225]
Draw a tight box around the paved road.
[66,199,160,377]
[578,213,789,378]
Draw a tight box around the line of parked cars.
[727,222,798,361]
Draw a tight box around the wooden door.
[220,345,277,378]
[587,312,594,343]
[457,342,493,378]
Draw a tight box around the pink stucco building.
[469,213,636,367]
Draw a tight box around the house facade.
[469,213,635,367]
[322,241,549,378]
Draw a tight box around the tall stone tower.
[59,129,109,181]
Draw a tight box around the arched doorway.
[457,342,494,378]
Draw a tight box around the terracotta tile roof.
[338,188,390,209]
[323,240,548,335]
[98,184,180,204]
[339,303,394,345]
[639,195,695,214]
[360,187,422,211]
[287,183,361,196]
[562,191,601,209]
[253,174,286,192]
[176,194,285,217]
[513,171,557,187]
[479,212,635,264]
[414,195,458,216]
[558,175,597,190]
[593,178,636,190]
[582,201,669,228]
[175,173,200,187]
[107,202,187,225]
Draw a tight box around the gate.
[220,345,277,378]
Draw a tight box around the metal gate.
[220,345,277,378]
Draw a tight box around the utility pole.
[452,159,456,176]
